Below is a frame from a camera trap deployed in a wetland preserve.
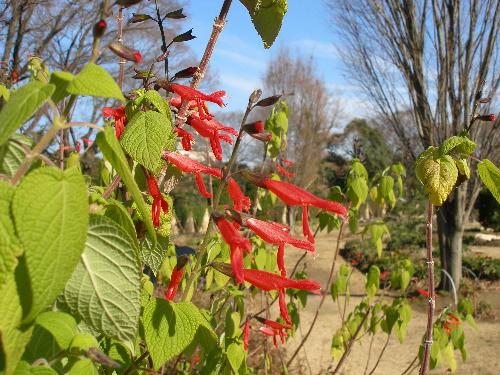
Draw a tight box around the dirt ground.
[280,232,500,375]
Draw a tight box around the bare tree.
[263,48,342,189]
[328,0,500,290]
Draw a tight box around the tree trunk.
[436,187,465,291]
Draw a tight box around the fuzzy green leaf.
[104,202,138,249]
[239,0,288,48]
[68,359,98,375]
[120,111,172,172]
[455,159,470,179]
[477,159,500,204]
[438,135,476,157]
[142,299,214,371]
[67,63,124,101]
[415,147,458,206]
[346,177,368,209]
[226,343,245,372]
[12,167,88,322]
[0,82,55,146]
[142,90,171,116]
[49,71,75,103]
[96,126,156,246]
[0,135,33,178]
[63,216,141,343]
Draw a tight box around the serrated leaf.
[49,71,74,103]
[120,111,172,172]
[438,136,476,157]
[67,63,124,102]
[0,134,33,178]
[415,148,458,206]
[97,126,156,246]
[0,181,21,287]
[140,235,170,274]
[63,216,141,343]
[226,343,245,372]
[346,177,368,209]
[0,82,55,146]
[239,0,288,48]
[142,90,171,116]
[12,167,88,322]
[477,159,500,204]
[142,300,205,370]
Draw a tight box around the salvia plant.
[0,0,498,374]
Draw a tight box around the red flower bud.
[108,42,142,64]
[242,121,272,142]
[416,288,430,298]
[477,114,496,122]
[146,174,169,227]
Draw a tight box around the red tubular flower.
[416,288,430,298]
[169,83,225,120]
[81,137,92,146]
[163,152,222,198]
[258,326,288,348]
[275,163,294,179]
[246,176,348,244]
[282,159,294,167]
[103,106,127,138]
[188,114,238,160]
[212,262,321,292]
[146,174,169,227]
[227,178,251,212]
[175,128,195,151]
[245,217,315,257]
[75,141,81,153]
[165,256,187,301]
[278,289,292,324]
[169,96,197,109]
[255,317,292,330]
[478,114,496,122]
[213,216,251,285]
[243,319,250,352]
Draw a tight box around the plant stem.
[11,118,62,185]
[419,200,434,375]
[175,0,233,126]
[286,222,345,367]
[154,0,169,78]
[367,333,390,375]
[117,6,125,88]
[122,350,149,375]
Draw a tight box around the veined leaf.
[96,126,156,246]
[67,63,124,102]
[438,135,476,157]
[477,159,500,204]
[49,71,75,103]
[120,110,172,172]
[226,343,245,372]
[239,0,288,48]
[0,82,55,146]
[63,216,141,343]
[12,167,88,322]
[0,134,33,178]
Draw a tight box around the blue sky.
[184,0,369,120]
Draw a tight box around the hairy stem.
[286,222,345,367]
[174,0,233,126]
[367,333,391,375]
[117,6,125,88]
[419,200,435,375]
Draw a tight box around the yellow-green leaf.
[67,64,124,102]
[477,159,500,204]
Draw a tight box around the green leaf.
[49,71,74,103]
[391,162,406,176]
[104,202,138,249]
[68,359,98,375]
[142,90,170,116]
[477,159,500,204]
[239,0,288,48]
[67,63,124,102]
[69,333,98,352]
[443,342,457,373]
[120,111,172,172]
[363,222,390,257]
[349,159,368,180]
[438,136,476,157]
[0,83,10,101]
[346,177,368,209]
[0,276,34,375]
[455,159,470,179]
[226,343,245,372]
[415,147,458,206]
[366,265,380,299]
[0,82,55,146]
[142,300,209,371]
[96,126,156,246]
[63,215,141,343]
[12,167,88,322]
[0,181,22,288]
[140,235,171,274]
[0,134,33,178]
[23,312,77,363]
